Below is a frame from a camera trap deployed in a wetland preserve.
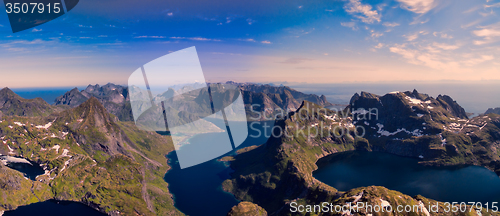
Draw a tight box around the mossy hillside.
[0,88,55,117]
[0,164,52,211]
[117,121,181,215]
[223,101,360,212]
[224,101,500,215]
[227,201,268,216]
[0,98,183,215]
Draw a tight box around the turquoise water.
[313,151,500,204]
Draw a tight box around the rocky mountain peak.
[436,94,468,119]
[57,96,131,157]
[74,97,114,128]
[349,90,469,141]
[0,87,53,117]
[0,87,18,98]
[54,87,88,107]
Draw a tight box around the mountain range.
[486,107,500,115]
[222,90,500,215]
[0,82,334,215]
[1,83,500,216]
[53,82,334,122]
[0,95,182,215]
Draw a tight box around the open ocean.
[11,87,84,105]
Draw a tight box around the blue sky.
[0,0,499,87]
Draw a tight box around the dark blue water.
[164,121,274,216]
[313,151,500,204]
[11,87,81,104]
[6,161,44,181]
[4,200,106,216]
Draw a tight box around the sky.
[0,0,499,88]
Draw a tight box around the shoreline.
[0,155,33,166]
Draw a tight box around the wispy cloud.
[78,24,93,28]
[433,32,453,39]
[383,22,400,27]
[238,38,256,42]
[484,2,500,8]
[134,36,166,39]
[341,22,358,30]
[390,41,491,70]
[404,33,419,41]
[32,28,42,32]
[261,40,272,44]
[169,37,222,41]
[396,0,436,14]
[432,42,460,50]
[246,18,256,25]
[473,22,500,45]
[370,30,383,38]
[463,55,494,66]
[0,39,49,53]
[344,0,381,24]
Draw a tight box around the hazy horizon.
[9,80,500,116]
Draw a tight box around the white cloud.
[190,37,221,41]
[404,33,419,41]
[485,2,500,8]
[374,43,384,49]
[169,37,221,41]
[432,42,460,50]
[390,40,493,70]
[383,22,400,27]
[344,0,381,24]
[463,55,494,66]
[473,22,500,45]
[32,28,42,32]
[341,22,358,30]
[261,40,272,44]
[390,45,418,63]
[396,0,436,14]
[134,36,166,38]
[239,38,256,42]
[167,12,173,16]
[370,30,383,38]
[433,32,453,39]
[410,18,430,25]
[246,18,256,25]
